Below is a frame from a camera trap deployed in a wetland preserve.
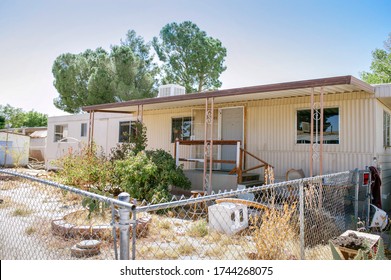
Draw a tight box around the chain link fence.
[0,169,136,260]
[0,169,357,260]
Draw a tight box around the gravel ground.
[0,173,116,260]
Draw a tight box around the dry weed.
[251,203,298,260]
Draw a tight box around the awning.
[82,75,375,113]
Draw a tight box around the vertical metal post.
[3,128,9,167]
[319,87,324,176]
[310,89,314,177]
[118,192,130,260]
[366,168,371,230]
[208,98,214,195]
[175,139,180,167]
[132,208,137,260]
[299,181,305,260]
[203,99,209,193]
[354,169,359,226]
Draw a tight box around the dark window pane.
[297,108,339,144]
[119,121,130,142]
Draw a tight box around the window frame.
[171,116,192,143]
[118,120,136,143]
[54,124,68,142]
[296,107,340,145]
[80,123,87,137]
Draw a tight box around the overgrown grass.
[251,203,299,260]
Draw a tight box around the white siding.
[245,92,376,179]
[0,132,30,167]
[46,113,134,169]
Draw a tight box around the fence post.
[353,168,359,226]
[132,208,137,260]
[299,180,305,260]
[118,192,131,260]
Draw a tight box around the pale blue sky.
[0,0,390,116]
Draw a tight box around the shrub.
[110,120,147,161]
[52,143,112,193]
[112,152,165,202]
[145,149,191,190]
[112,150,191,202]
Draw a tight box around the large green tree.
[361,33,391,84]
[0,104,47,129]
[52,31,157,114]
[153,21,227,93]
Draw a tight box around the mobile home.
[78,76,391,210]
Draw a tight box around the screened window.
[171,117,192,142]
[81,123,87,137]
[384,111,391,147]
[296,108,339,144]
[54,125,68,142]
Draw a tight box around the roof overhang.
[82,75,375,113]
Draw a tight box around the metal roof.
[82,75,375,113]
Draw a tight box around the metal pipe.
[299,180,305,260]
[118,192,131,260]
[132,208,137,260]
[354,168,359,227]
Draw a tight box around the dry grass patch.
[204,245,224,258]
[12,207,33,217]
[251,203,299,260]
[25,226,37,235]
[177,240,196,255]
[0,196,12,209]
[187,220,208,238]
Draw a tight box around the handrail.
[237,148,274,185]
[176,140,241,145]
[174,139,274,185]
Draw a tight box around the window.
[54,125,68,142]
[384,111,391,147]
[171,117,192,142]
[81,123,87,137]
[296,108,339,144]
[118,121,136,143]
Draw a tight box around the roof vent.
[158,84,186,97]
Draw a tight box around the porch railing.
[174,139,274,185]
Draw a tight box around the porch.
[173,139,274,193]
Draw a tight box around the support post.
[88,111,95,150]
[320,87,324,176]
[203,99,209,193]
[175,139,180,167]
[208,98,214,195]
[299,181,305,260]
[310,89,314,177]
[118,192,131,260]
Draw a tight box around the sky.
[0,0,390,117]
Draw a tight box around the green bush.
[110,120,147,161]
[52,143,112,193]
[113,150,191,202]
[145,149,191,190]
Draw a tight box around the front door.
[220,107,243,171]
